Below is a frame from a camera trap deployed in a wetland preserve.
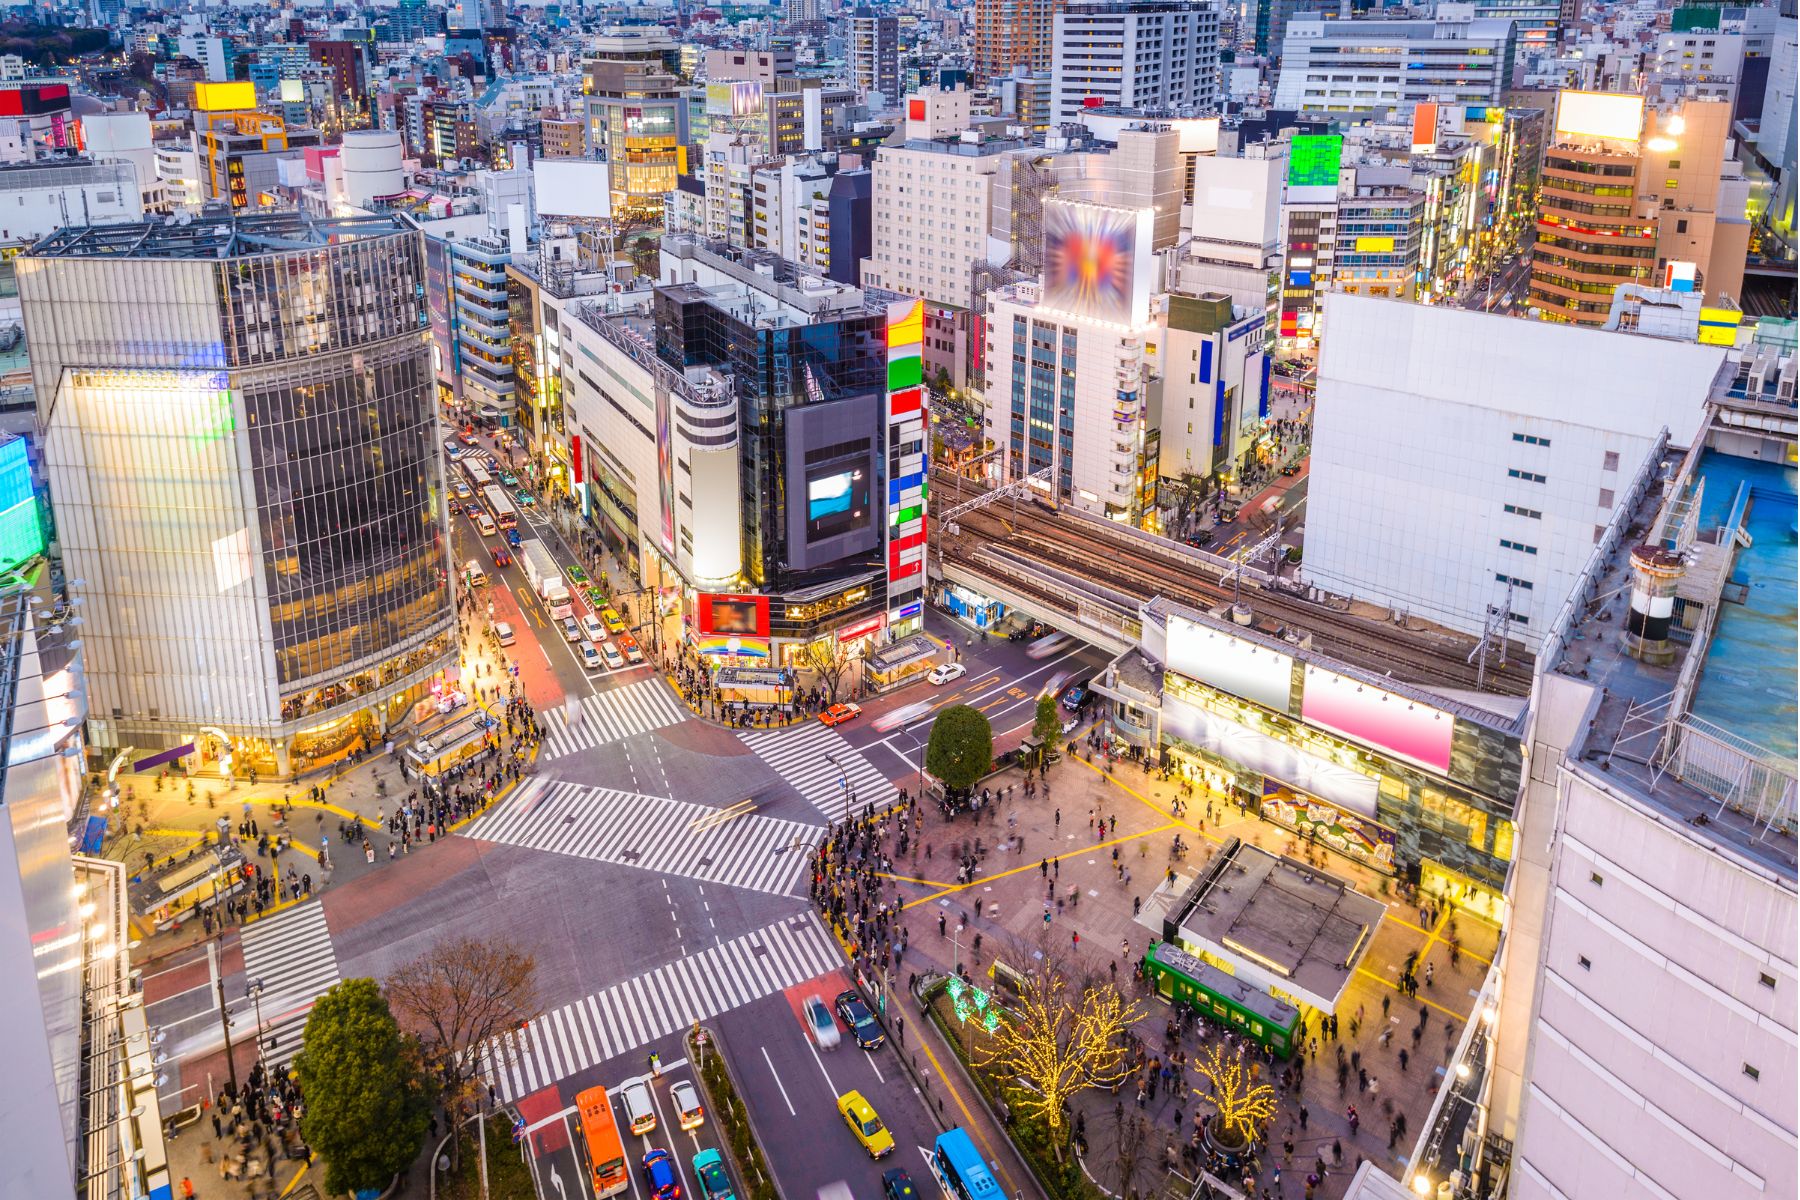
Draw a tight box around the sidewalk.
[873,737,1495,1200]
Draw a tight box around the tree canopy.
[926,704,993,791]
[293,978,433,1196]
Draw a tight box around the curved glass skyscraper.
[19,212,457,776]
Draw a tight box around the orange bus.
[576,1086,629,1198]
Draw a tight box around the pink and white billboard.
[1300,667,1454,775]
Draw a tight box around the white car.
[803,994,841,1050]
[581,613,607,642]
[671,1080,704,1130]
[580,642,603,672]
[562,617,583,643]
[928,662,966,685]
[601,641,625,669]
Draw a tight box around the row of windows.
[1512,433,1550,446]
[1508,468,1546,483]
[1495,573,1534,591]
[1504,503,1542,519]
[1500,539,1538,555]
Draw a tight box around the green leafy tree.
[1031,695,1061,756]
[926,704,993,792]
[294,978,433,1196]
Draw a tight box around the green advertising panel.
[1287,134,1344,188]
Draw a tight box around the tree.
[386,936,538,1169]
[1191,1042,1277,1150]
[926,704,993,793]
[1031,695,1061,765]
[803,637,853,704]
[975,966,1142,1163]
[293,978,432,1196]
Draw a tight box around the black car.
[835,989,885,1050]
[1060,681,1091,712]
[1183,530,1214,548]
[882,1169,918,1200]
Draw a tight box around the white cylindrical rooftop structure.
[340,130,405,209]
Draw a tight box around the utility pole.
[209,940,240,1097]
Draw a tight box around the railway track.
[935,476,1533,698]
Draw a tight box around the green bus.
[1142,940,1302,1059]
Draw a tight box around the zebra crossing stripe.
[739,724,898,822]
[539,678,689,759]
[239,901,341,1066]
[462,781,818,895]
[484,912,843,1102]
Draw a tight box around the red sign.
[697,593,770,638]
[908,98,925,122]
[837,614,885,644]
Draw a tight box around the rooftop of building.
[659,232,896,323]
[26,210,418,260]
[1167,836,1386,1010]
[1541,364,1797,879]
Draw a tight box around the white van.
[464,560,488,588]
[620,1079,657,1135]
[474,512,497,536]
[494,621,516,647]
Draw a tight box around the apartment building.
[1051,0,1222,122]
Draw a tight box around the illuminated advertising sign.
[1041,200,1154,327]
[1300,667,1454,775]
[655,383,675,553]
[1165,617,1293,714]
[697,593,771,638]
[0,435,45,572]
[280,79,306,103]
[705,80,764,117]
[837,614,886,643]
[884,299,928,628]
[1411,102,1438,154]
[1553,90,1644,143]
[1698,306,1742,345]
[1286,135,1343,188]
[1162,691,1380,818]
[807,465,870,542]
[194,81,257,112]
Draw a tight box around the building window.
[1578,955,1592,970]
[1508,468,1546,483]
[1504,504,1542,519]
[1599,488,1615,509]
[1761,973,1777,988]
[1602,450,1620,471]
[1743,1064,1760,1081]
[1511,432,1550,446]
[1500,539,1538,555]
[1590,872,1603,886]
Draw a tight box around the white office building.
[1273,9,1517,113]
[1301,294,1726,646]
[1052,0,1222,122]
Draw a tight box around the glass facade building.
[18,213,457,776]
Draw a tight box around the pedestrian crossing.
[462,778,820,895]
[739,723,898,824]
[238,901,341,1067]
[539,678,690,759]
[481,912,842,1102]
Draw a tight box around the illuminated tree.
[1192,1043,1278,1150]
[974,969,1143,1163]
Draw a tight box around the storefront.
[1261,783,1397,874]
[865,633,940,694]
[938,581,1007,629]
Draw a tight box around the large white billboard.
[1041,200,1155,328]
[533,158,611,221]
[1554,90,1644,144]
[1166,616,1293,714]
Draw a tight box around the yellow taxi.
[836,1090,894,1159]
[602,607,627,634]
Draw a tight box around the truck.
[521,540,573,619]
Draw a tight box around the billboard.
[534,158,612,221]
[1161,692,1380,818]
[0,435,45,572]
[1165,617,1293,714]
[194,81,257,112]
[1041,200,1154,327]
[697,594,770,639]
[705,80,764,117]
[1286,134,1343,188]
[1411,102,1438,154]
[884,299,928,625]
[1300,667,1455,775]
[1553,90,1644,143]
[806,465,870,543]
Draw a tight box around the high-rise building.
[584,30,687,218]
[1052,0,1221,122]
[1530,91,1748,326]
[850,9,901,104]
[972,0,1064,86]
[860,90,1023,388]
[1273,12,1517,113]
[17,212,458,776]
[1474,325,1797,1200]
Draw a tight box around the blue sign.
[79,815,107,855]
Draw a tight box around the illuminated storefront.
[1117,603,1521,900]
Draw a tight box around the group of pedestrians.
[809,800,919,987]
[186,1062,308,1198]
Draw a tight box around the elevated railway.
[933,472,1534,698]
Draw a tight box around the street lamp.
[823,753,853,823]
[246,977,267,1071]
